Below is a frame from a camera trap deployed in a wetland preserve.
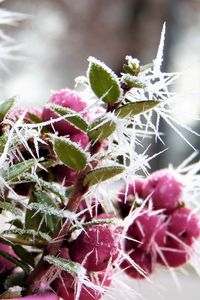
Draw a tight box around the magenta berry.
[125,210,167,253]
[70,132,89,150]
[157,238,190,267]
[77,199,103,221]
[55,268,112,300]
[69,223,121,271]
[42,89,87,135]
[118,179,145,217]
[6,106,41,123]
[142,169,183,213]
[120,249,154,279]
[168,207,200,246]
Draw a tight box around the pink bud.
[42,89,87,135]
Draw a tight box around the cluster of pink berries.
[118,170,200,279]
[0,87,199,300]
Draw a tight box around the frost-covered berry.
[70,132,89,150]
[157,238,190,267]
[142,169,183,212]
[6,106,42,123]
[0,243,16,273]
[120,249,154,279]
[55,267,112,300]
[42,89,87,135]
[168,207,200,246]
[69,223,122,271]
[125,210,167,253]
[77,199,103,221]
[118,179,145,218]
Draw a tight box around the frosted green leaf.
[115,100,160,118]
[83,165,125,186]
[0,289,22,299]
[25,191,60,233]
[88,117,116,141]
[88,56,122,104]
[44,255,85,276]
[52,136,88,170]
[0,135,7,154]
[2,159,36,182]
[28,202,76,220]
[48,103,88,132]
[0,97,15,120]
[2,228,51,242]
[0,200,22,216]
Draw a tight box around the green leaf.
[0,289,22,299]
[2,159,36,182]
[0,200,22,216]
[52,136,88,170]
[28,112,42,123]
[12,245,35,267]
[83,165,125,186]
[44,255,85,276]
[25,191,60,233]
[0,135,7,154]
[48,103,88,132]
[9,219,23,229]
[88,117,116,141]
[115,100,160,118]
[2,228,50,248]
[0,97,15,120]
[25,174,66,204]
[0,249,31,274]
[88,56,122,104]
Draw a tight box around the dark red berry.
[69,224,121,271]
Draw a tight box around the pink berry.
[69,224,122,271]
[70,132,89,150]
[77,199,103,221]
[0,243,16,273]
[168,208,200,246]
[42,89,87,135]
[142,169,183,213]
[157,238,190,267]
[125,210,167,253]
[120,249,154,279]
[55,267,112,300]
[118,179,145,217]
[6,106,42,123]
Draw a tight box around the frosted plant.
[0,24,199,300]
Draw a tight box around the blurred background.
[0,1,200,298]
